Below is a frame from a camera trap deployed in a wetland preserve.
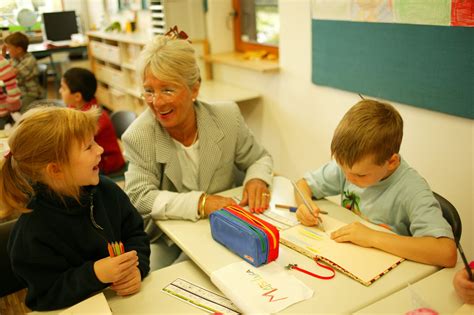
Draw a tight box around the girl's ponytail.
[0,151,33,217]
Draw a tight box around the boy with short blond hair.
[295,99,457,267]
[2,32,42,112]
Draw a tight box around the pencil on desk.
[275,203,328,214]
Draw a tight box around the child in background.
[2,32,42,111]
[0,106,150,311]
[60,67,125,174]
[0,55,21,128]
[453,262,474,304]
[294,99,457,267]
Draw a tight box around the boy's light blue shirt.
[304,157,453,239]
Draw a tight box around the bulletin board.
[311,0,474,119]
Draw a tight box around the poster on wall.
[311,0,474,119]
[311,0,474,26]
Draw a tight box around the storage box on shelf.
[87,31,147,114]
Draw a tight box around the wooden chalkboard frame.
[312,20,473,119]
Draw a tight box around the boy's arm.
[14,55,36,81]
[331,222,457,267]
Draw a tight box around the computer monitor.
[42,11,79,42]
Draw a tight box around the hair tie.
[3,150,12,159]
[165,25,191,42]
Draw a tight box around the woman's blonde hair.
[137,35,200,89]
[331,99,403,167]
[0,106,99,217]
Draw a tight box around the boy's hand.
[110,266,142,296]
[1,45,6,57]
[296,202,321,226]
[331,222,376,247]
[240,178,270,213]
[93,250,138,284]
[453,267,474,304]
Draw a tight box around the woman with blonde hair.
[0,106,150,311]
[123,28,273,269]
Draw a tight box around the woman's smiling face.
[142,70,199,132]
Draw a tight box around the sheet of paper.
[59,292,111,315]
[211,261,313,314]
[255,176,300,229]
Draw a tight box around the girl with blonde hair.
[0,106,150,311]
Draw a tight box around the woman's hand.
[330,222,376,248]
[110,266,142,296]
[93,250,138,284]
[453,267,474,304]
[204,195,237,216]
[240,178,270,213]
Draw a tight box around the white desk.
[30,260,222,314]
[157,184,439,314]
[355,262,471,315]
[106,260,222,314]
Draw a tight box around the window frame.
[232,0,279,56]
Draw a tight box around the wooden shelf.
[87,31,151,46]
[202,52,279,73]
[198,80,260,103]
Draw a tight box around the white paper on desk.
[269,176,296,206]
[254,176,300,229]
[210,261,313,314]
[58,292,111,315]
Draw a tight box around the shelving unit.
[87,31,148,114]
[87,31,261,114]
[149,0,166,35]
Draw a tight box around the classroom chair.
[107,110,137,182]
[433,192,462,244]
[110,110,137,139]
[0,219,25,297]
[37,64,48,99]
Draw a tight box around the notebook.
[279,215,404,286]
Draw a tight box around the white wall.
[207,0,474,258]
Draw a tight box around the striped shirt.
[0,57,21,117]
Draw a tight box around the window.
[233,0,279,56]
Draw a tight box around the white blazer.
[123,101,273,239]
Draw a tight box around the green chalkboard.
[312,20,473,119]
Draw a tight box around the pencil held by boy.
[0,106,150,311]
[2,32,42,111]
[295,99,457,267]
[60,67,125,174]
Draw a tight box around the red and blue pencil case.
[210,205,279,267]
